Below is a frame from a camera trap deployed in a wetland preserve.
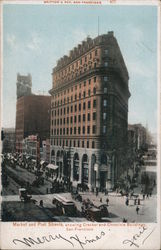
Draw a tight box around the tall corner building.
[49,32,131,190]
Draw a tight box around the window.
[104,76,108,82]
[78,127,81,134]
[80,59,82,65]
[61,109,62,115]
[95,50,98,56]
[57,109,59,115]
[67,128,69,135]
[88,101,91,108]
[104,87,107,94]
[79,103,81,111]
[103,126,107,134]
[104,62,108,67]
[78,115,81,122]
[57,128,59,135]
[92,125,96,134]
[71,106,73,112]
[93,87,96,95]
[89,53,92,59]
[60,118,62,125]
[88,113,90,121]
[67,97,69,103]
[83,126,85,134]
[87,126,90,134]
[94,77,96,82]
[64,107,66,114]
[89,79,91,85]
[63,128,65,134]
[83,102,86,110]
[75,104,77,112]
[74,127,76,134]
[70,116,73,123]
[75,94,77,100]
[83,91,86,98]
[67,107,69,114]
[83,114,86,122]
[103,99,107,107]
[93,99,96,108]
[70,127,72,134]
[71,96,73,102]
[73,141,76,147]
[93,112,96,120]
[82,141,84,148]
[66,140,68,146]
[103,113,107,120]
[84,81,86,87]
[70,140,72,147]
[87,141,89,148]
[78,141,80,147]
[85,56,87,62]
[105,49,108,55]
[92,141,95,149]
[57,119,59,125]
[88,89,91,96]
[74,116,77,123]
[94,63,97,68]
[79,93,81,99]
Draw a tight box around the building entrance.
[100,171,107,189]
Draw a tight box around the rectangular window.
[103,99,107,107]
[79,93,81,99]
[103,126,107,134]
[74,127,76,134]
[71,106,73,112]
[89,79,91,85]
[75,104,77,112]
[83,114,86,122]
[93,99,96,108]
[83,102,86,110]
[87,126,90,134]
[82,141,84,148]
[92,141,95,149]
[104,76,108,82]
[78,141,80,147]
[78,127,81,134]
[84,81,86,87]
[88,101,91,109]
[104,62,108,67]
[67,128,69,135]
[79,103,81,111]
[103,113,107,120]
[104,87,107,93]
[70,127,72,135]
[67,107,69,114]
[88,113,90,121]
[83,126,85,134]
[66,140,68,146]
[94,77,96,82]
[83,91,86,98]
[87,141,89,148]
[74,141,76,147]
[105,49,108,55]
[70,116,73,123]
[93,112,96,120]
[88,89,91,96]
[63,128,65,134]
[78,115,81,122]
[92,125,96,134]
[64,107,66,114]
[95,50,97,56]
[74,116,77,123]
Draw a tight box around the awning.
[46,164,59,170]
[32,159,36,162]
[40,160,45,165]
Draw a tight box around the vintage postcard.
[0,0,160,249]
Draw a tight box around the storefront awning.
[40,160,45,165]
[46,164,59,170]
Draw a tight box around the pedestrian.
[100,197,102,203]
[138,198,140,205]
[106,198,109,206]
[143,194,145,200]
[146,193,149,199]
[136,206,139,214]
[40,200,43,207]
[125,197,129,206]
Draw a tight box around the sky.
[2,4,158,133]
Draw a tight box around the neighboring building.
[49,32,131,190]
[40,139,50,163]
[22,135,39,161]
[15,73,51,153]
[16,73,32,99]
[128,124,147,151]
[2,128,15,153]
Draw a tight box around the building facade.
[49,32,130,190]
[2,128,15,153]
[15,74,51,153]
